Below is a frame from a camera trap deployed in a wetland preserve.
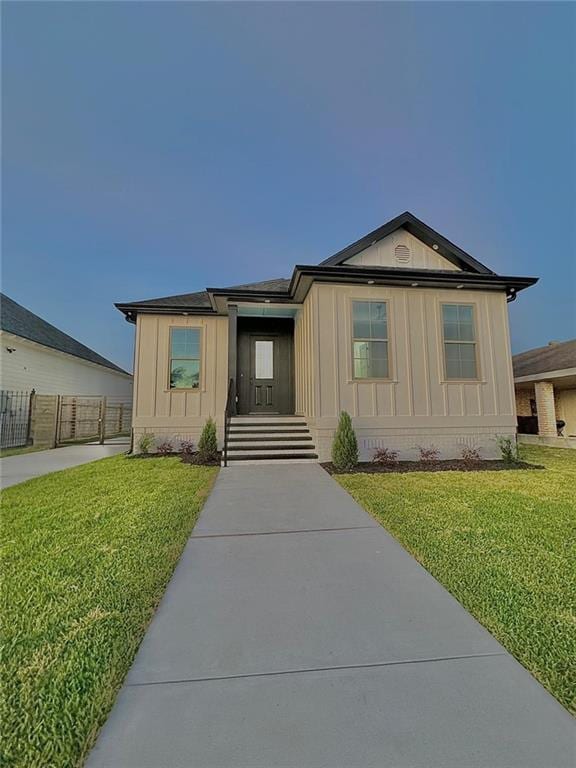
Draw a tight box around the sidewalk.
[87,464,575,767]
[0,442,128,489]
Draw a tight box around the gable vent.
[395,244,411,264]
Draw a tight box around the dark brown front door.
[237,319,294,414]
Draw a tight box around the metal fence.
[0,390,34,449]
[57,395,132,445]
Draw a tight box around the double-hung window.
[169,328,201,389]
[441,304,478,379]
[352,301,389,379]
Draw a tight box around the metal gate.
[0,390,34,449]
[57,395,132,445]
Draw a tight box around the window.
[442,304,478,379]
[352,301,389,379]
[169,327,201,389]
[255,340,273,379]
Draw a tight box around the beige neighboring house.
[116,212,537,464]
[514,339,576,447]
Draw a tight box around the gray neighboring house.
[1,293,132,396]
[514,339,576,446]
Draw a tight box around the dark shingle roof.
[221,278,291,293]
[513,339,576,378]
[123,290,212,309]
[1,293,130,375]
[121,278,291,310]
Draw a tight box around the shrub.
[180,440,195,457]
[372,447,399,465]
[331,411,359,471]
[156,441,174,456]
[416,444,440,463]
[496,435,520,464]
[460,445,482,466]
[136,433,155,455]
[198,417,218,462]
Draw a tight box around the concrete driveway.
[0,441,128,488]
[87,464,575,768]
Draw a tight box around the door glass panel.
[255,341,273,379]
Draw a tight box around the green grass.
[0,444,47,458]
[1,455,218,768]
[335,446,576,714]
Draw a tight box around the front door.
[237,320,294,414]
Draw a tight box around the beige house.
[117,212,537,464]
[514,339,576,447]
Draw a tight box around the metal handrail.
[223,377,236,467]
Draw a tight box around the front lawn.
[335,446,575,713]
[1,455,218,768]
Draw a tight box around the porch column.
[227,304,238,415]
[535,380,557,437]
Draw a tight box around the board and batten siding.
[132,313,228,447]
[0,331,132,397]
[294,283,516,460]
[294,293,316,419]
[343,229,461,270]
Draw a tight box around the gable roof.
[1,293,130,375]
[319,211,494,273]
[116,212,537,321]
[513,339,576,378]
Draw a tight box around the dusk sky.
[3,1,575,371]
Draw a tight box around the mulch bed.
[128,451,221,466]
[321,459,543,475]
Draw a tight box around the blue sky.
[3,1,575,371]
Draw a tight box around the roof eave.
[291,265,537,302]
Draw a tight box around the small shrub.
[156,441,174,456]
[136,433,155,455]
[372,447,399,465]
[416,444,440,463]
[198,417,218,462]
[496,435,520,464]
[331,411,359,471]
[180,440,195,457]
[460,445,482,466]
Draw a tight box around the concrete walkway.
[88,465,575,768]
[0,442,128,488]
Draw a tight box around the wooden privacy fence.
[57,395,132,445]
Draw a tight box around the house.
[1,293,132,397]
[116,212,537,464]
[514,339,576,447]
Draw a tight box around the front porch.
[224,303,316,465]
[515,375,576,447]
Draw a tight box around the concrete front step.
[223,458,319,466]
[227,447,318,457]
[228,448,317,456]
[227,434,313,442]
[229,415,305,423]
[224,415,317,465]
[228,427,310,434]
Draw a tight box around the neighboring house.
[1,293,132,396]
[116,211,537,464]
[514,339,576,445]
